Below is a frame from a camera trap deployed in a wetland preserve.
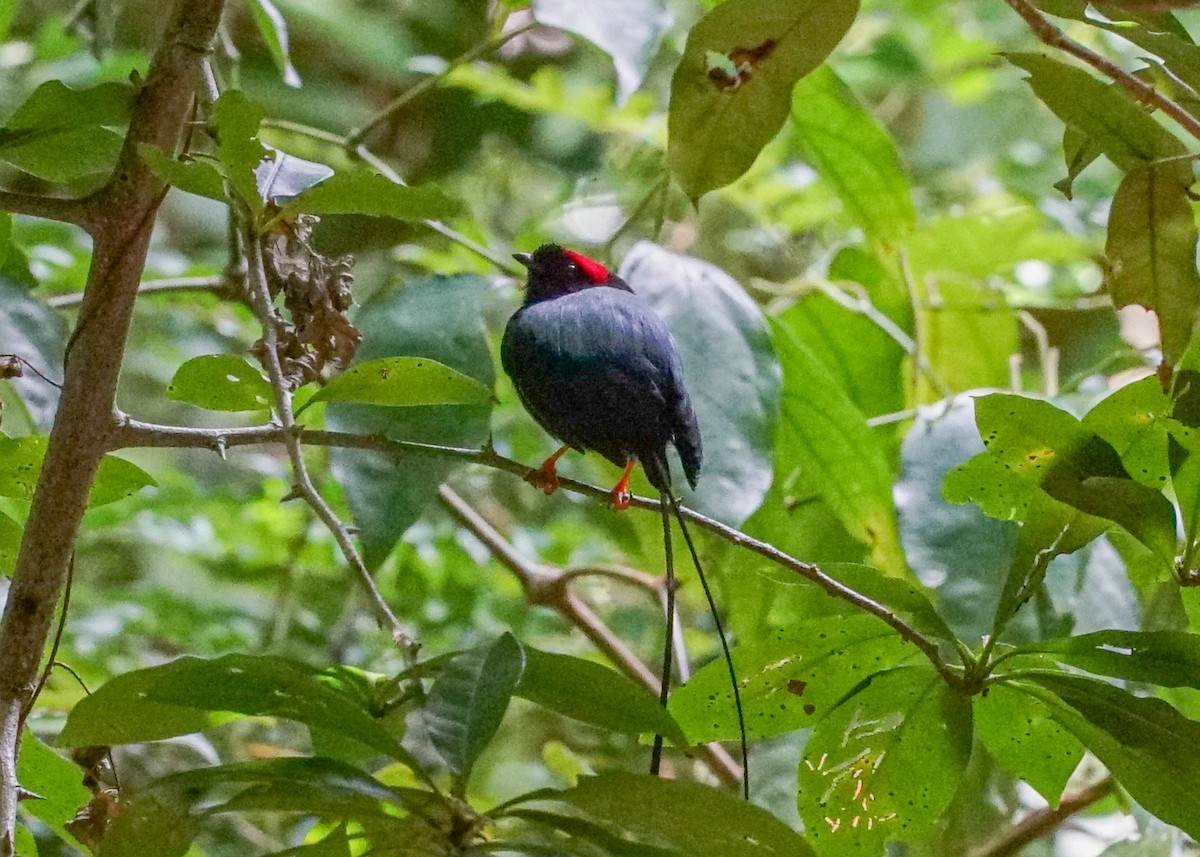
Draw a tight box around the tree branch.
[436,485,740,784]
[969,777,1115,857]
[47,275,230,308]
[0,190,91,230]
[110,417,961,687]
[0,3,227,852]
[240,220,415,657]
[1005,0,1200,145]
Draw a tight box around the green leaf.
[139,144,227,201]
[1024,672,1200,839]
[329,275,494,568]
[906,207,1086,279]
[962,394,1176,563]
[531,0,671,103]
[247,0,302,87]
[0,80,135,181]
[973,683,1083,807]
[0,437,155,507]
[307,356,491,410]
[13,823,35,857]
[165,355,273,412]
[0,279,68,430]
[798,666,973,857]
[770,321,908,576]
[1082,376,1172,490]
[421,633,525,779]
[277,168,460,223]
[213,90,269,213]
[618,242,779,524]
[670,614,916,742]
[0,509,20,577]
[667,0,860,200]
[58,654,415,765]
[823,563,959,643]
[516,647,687,745]
[1105,163,1200,366]
[16,729,90,851]
[918,279,1018,395]
[1007,52,1188,169]
[1021,629,1200,689]
[791,65,915,243]
[517,772,815,857]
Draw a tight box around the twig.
[47,275,229,308]
[969,777,1115,857]
[1005,0,1200,145]
[436,485,740,785]
[0,190,91,230]
[240,219,416,658]
[344,21,536,148]
[111,418,961,687]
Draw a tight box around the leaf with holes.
[1105,163,1200,366]
[798,666,972,857]
[974,683,1083,807]
[305,356,490,411]
[166,355,273,412]
[668,0,860,201]
[670,614,916,742]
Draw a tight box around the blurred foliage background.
[4,0,1200,854]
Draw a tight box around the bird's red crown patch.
[563,249,609,284]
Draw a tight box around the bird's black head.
[513,243,616,303]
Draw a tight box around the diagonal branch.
[436,485,740,785]
[969,777,1115,857]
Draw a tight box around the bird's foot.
[610,460,636,511]
[527,445,570,495]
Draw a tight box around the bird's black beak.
[513,252,533,268]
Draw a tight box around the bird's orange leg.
[528,445,570,495]
[611,459,636,511]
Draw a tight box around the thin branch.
[344,22,536,148]
[436,485,740,785]
[47,275,229,308]
[969,777,1115,857]
[240,221,415,657]
[111,417,961,687]
[0,190,92,230]
[1005,0,1200,145]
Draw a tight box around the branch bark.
[0,190,92,230]
[969,778,1115,857]
[0,3,226,852]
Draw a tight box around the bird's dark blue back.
[501,285,701,490]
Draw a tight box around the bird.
[501,243,748,797]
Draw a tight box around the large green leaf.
[165,355,273,412]
[329,275,494,568]
[1105,164,1200,366]
[618,242,779,524]
[798,666,972,857]
[531,0,671,103]
[277,168,460,223]
[791,65,915,243]
[0,80,134,181]
[516,646,686,744]
[1021,629,1200,688]
[973,683,1083,807]
[1082,376,1172,490]
[0,437,155,507]
[769,321,908,575]
[512,772,815,857]
[213,89,270,215]
[419,633,525,779]
[670,614,916,742]
[667,0,859,200]
[1024,672,1200,839]
[58,654,415,765]
[1007,52,1188,169]
[306,356,491,410]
